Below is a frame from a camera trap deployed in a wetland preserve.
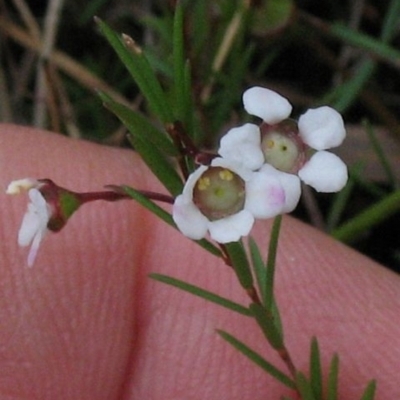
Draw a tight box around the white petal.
[18,189,49,247]
[265,165,301,213]
[298,106,346,150]
[243,86,292,124]
[18,206,42,246]
[26,229,45,267]
[298,151,348,192]
[6,178,39,195]
[172,195,209,240]
[245,168,286,219]
[208,210,254,243]
[218,123,264,171]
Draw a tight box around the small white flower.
[173,158,286,243]
[220,86,348,193]
[18,188,51,266]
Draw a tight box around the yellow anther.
[197,177,210,191]
[219,169,233,181]
[266,139,275,149]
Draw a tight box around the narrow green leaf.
[195,238,224,258]
[249,303,283,349]
[96,18,173,123]
[98,91,177,156]
[360,380,377,400]
[249,236,267,300]
[314,1,399,113]
[224,241,253,289]
[123,186,222,257]
[329,61,375,113]
[381,0,400,41]
[265,215,282,310]
[123,186,174,226]
[296,372,317,400]
[172,1,186,121]
[100,93,183,196]
[326,354,339,400]
[330,23,400,64]
[183,60,197,139]
[217,329,296,390]
[309,337,323,400]
[127,128,183,197]
[270,298,284,343]
[150,273,252,316]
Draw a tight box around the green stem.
[264,215,282,310]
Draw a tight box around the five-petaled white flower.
[220,86,348,193]
[173,157,286,243]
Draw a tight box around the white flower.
[173,158,286,243]
[7,179,51,266]
[6,183,51,267]
[220,86,348,193]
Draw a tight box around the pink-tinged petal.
[172,195,209,240]
[243,86,292,124]
[298,106,346,150]
[218,123,264,170]
[245,168,286,219]
[208,210,254,243]
[298,151,348,192]
[263,165,301,213]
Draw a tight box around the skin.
[0,123,399,399]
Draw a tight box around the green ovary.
[261,132,299,172]
[193,167,245,220]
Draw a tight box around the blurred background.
[1,0,400,271]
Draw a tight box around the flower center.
[260,120,304,173]
[193,167,246,220]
